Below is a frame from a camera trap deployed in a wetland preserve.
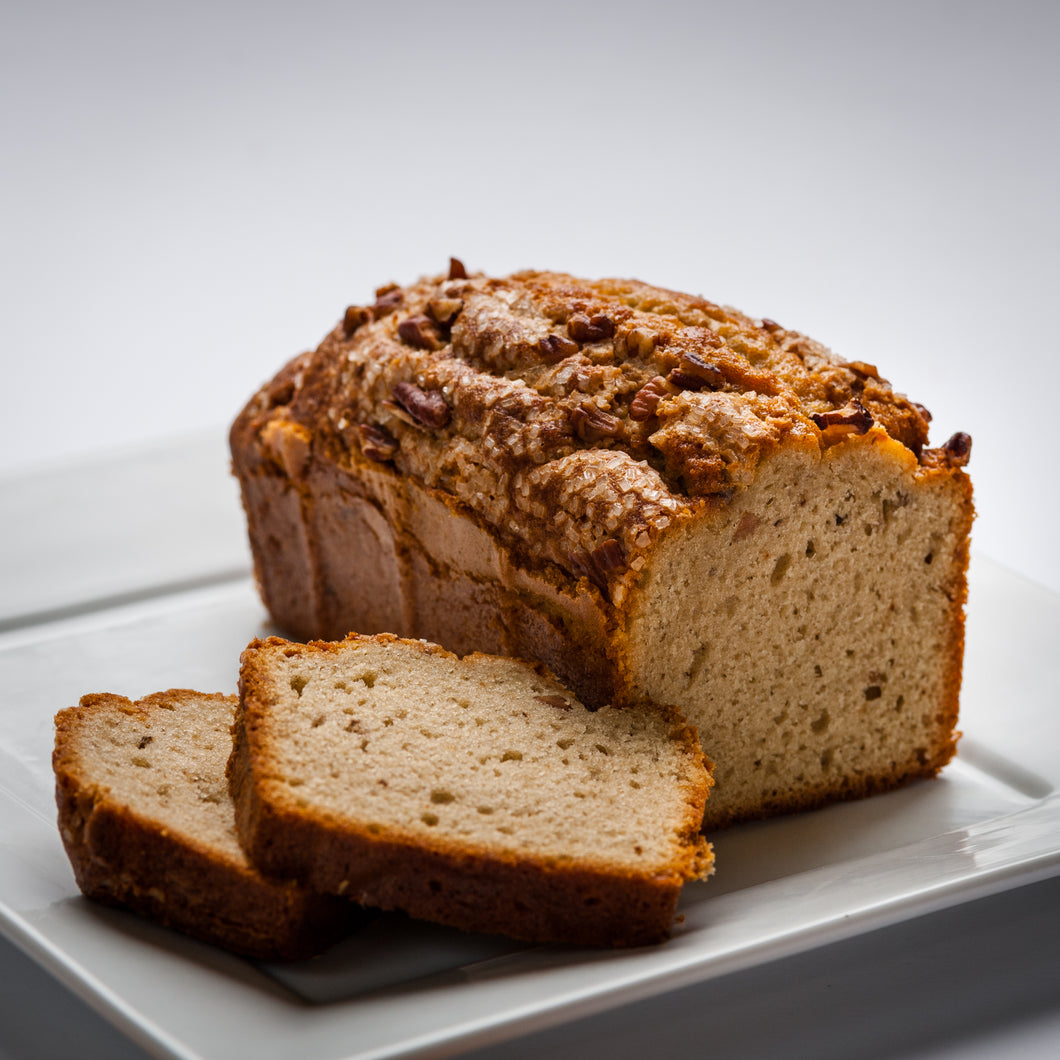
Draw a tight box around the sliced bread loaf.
[54,690,356,960]
[230,635,714,947]
[231,266,973,827]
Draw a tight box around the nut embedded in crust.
[942,431,972,465]
[668,352,726,392]
[811,398,874,436]
[397,315,442,351]
[567,313,615,344]
[571,401,623,443]
[392,382,451,430]
[427,297,464,328]
[372,288,404,317]
[570,537,627,596]
[629,377,670,422]
[538,334,580,363]
[358,424,399,463]
[343,305,372,337]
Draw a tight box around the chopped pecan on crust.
[343,305,372,337]
[538,334,580,363]
[625,326,657,358]
[264,377,295,410]
[811,399,874,436]
[570,538,627,596]
[371,287,404,317]
[922,431,972,469]
[668,352,726,392]
[358,424,399,463]
[571,401,623,443]
[294,266,962,575]
[567,313,615,344]
[392,382,451,430]
[427,297,464,328]
[397,315,441,351]
[629,376,670,422]
[943,431,972,463]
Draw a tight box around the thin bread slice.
[54,690,356,960]
[230,634,714,947]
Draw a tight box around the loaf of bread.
[229,634,714,947]
[230,263,974,827]
[53,690,356,960]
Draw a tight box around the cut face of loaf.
[621,432,970,823]
[230,635,714,947]
[53,691,356,960]
[230,266,973,827]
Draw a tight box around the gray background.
[2,0,1058,591]
[1,1,1058,1058]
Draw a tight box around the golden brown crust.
[54,691,356,961]
[230,266,972,828]
[232,269,932,602]
[230,635,713,947]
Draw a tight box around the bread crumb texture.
[623,438,970,825]
[55,691,243,860]
[53,690,354,960]
[241,635,711,878]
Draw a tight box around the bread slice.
[230,266,973,827]
[229,634,714,947]
[54,690,356,960]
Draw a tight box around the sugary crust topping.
[251,265,949,595]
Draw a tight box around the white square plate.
[1,441,1057,1060]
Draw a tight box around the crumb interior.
[67,695,245,861]
[255,644,701,871]
[626,439,966,825]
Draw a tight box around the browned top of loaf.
[236,263,969,594]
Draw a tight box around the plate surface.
[1,440,1057,1060]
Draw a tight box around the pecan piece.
[358,423,399,462]
[392,382,451,429]
[372,287,404,317]
[920,431,972,470]
[811,398,874,435]
[592,537,626,574]
[570,553,604,593]
[538,333,579,363]
[448,256,468,280]
[381,400,417,427]
[343,305,372,337]
[397,314,441,350]
[427,296,463,327]
[567,312,615,344]
[626,326,657,358]
[570,537,626,595]
[264,377,295,409]
[759,317,784,333]
[571,401,622,443]
[912,401,933,423]
[629,376,669,421]
[942,431,972,465]
[668,352,725,391]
